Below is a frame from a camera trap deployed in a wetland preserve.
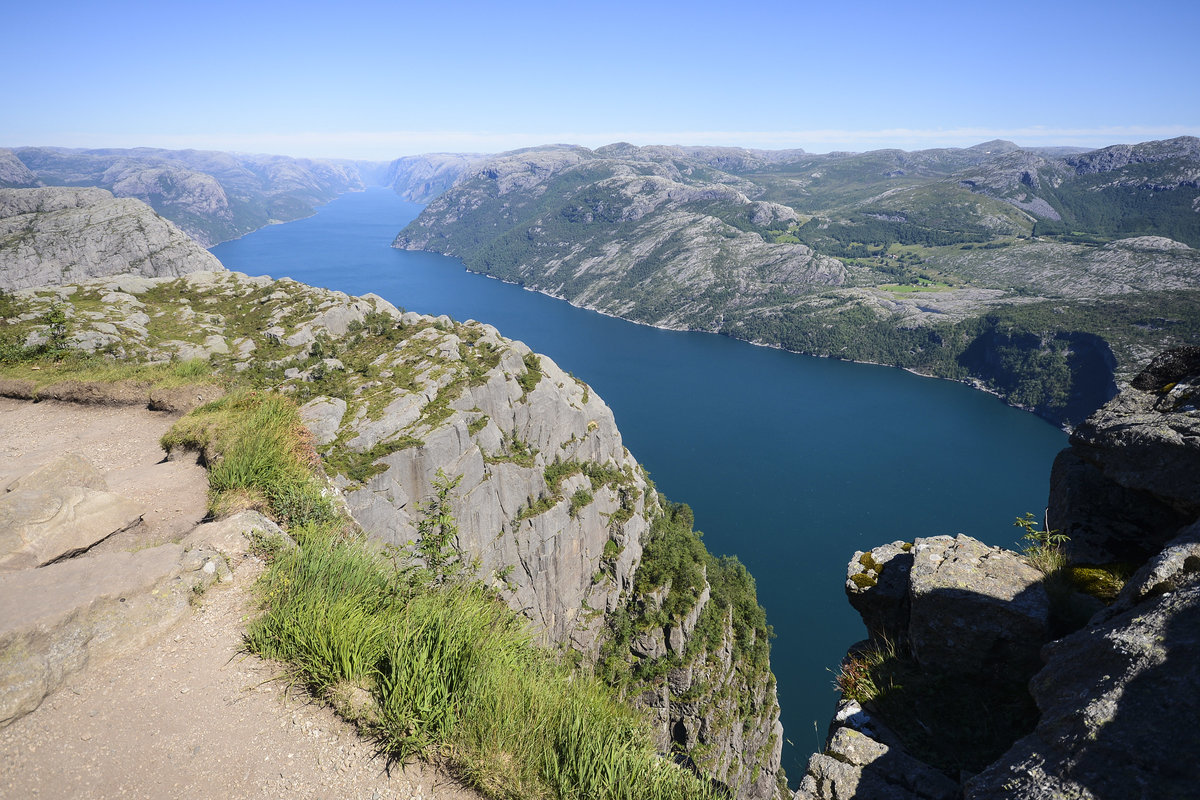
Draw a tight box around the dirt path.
[0,398,481,800]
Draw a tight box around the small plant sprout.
[1015,512,1069,575]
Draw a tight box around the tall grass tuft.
[247,537,720,800]
[161,391,337,526]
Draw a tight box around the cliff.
[796,347,1200,799]
[0,269,785,799]
[0,187,223,291]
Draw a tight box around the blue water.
[212,187,1068,778]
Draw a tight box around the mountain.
[395,138,1200,427]
[0,187,222,291]
[9,147,370,246]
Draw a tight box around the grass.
[168,385,718,800]
[160,390,339,528]
[0,351,225,392]
[248,540,719,800]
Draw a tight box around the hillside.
[0,187,222,290]
[394,138,1200,427]
[6,146,372,246]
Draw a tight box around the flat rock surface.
[0,397,208,548]
[0,396,479,799]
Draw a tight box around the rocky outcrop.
[0,187,223,291]
[1050,346,1200,563]
[966,520,1200,799]
[803,346,1200,799]
[13,270,785,799]
[12,147,366,246]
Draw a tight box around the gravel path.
[0,397,481,800]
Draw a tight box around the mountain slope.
[395,139,1200,427]
[12,147,369,246]
[0,187,222,291]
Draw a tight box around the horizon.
[5,0,1198,162]
[5,129,1198,164]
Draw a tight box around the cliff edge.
[797,347,1200,799]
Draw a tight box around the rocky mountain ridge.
[394,138,1200,427]
[6,147,370,246]
[0,187,223,291]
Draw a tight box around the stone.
[299,396,348,447]
[0,544,223,727]
[0,486,145,571]
[846,541,914,642]
[794,727,960,800]
[907,535,1049,676]
[179,511,294,560]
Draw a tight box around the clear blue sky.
[3,0,1198,159]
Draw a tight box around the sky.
[3,0,1199,160]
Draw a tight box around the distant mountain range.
[393,137,1200,427]
[4,137,1197,427]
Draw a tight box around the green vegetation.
[161,391,338,527]
[1015,512,1068,576]
[158,380,718,799]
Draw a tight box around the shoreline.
[421,252,1070,432]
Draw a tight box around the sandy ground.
[0,397,481,800]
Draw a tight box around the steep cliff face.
[0,188,223,291]
[1,270,784,799]
[385,153,488,202]
[797,347,1200,800]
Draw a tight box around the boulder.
[795,727,959,800]
[907,535,1049,676]
[179,511,294,560]
[298,396,347,447]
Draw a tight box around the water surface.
[212,188,1068,777]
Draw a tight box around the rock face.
[14,271,785,799]
[385,153,488,202]
[803,346,1200,800]
[1050,346,1200,563]
[0,187,223,291]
